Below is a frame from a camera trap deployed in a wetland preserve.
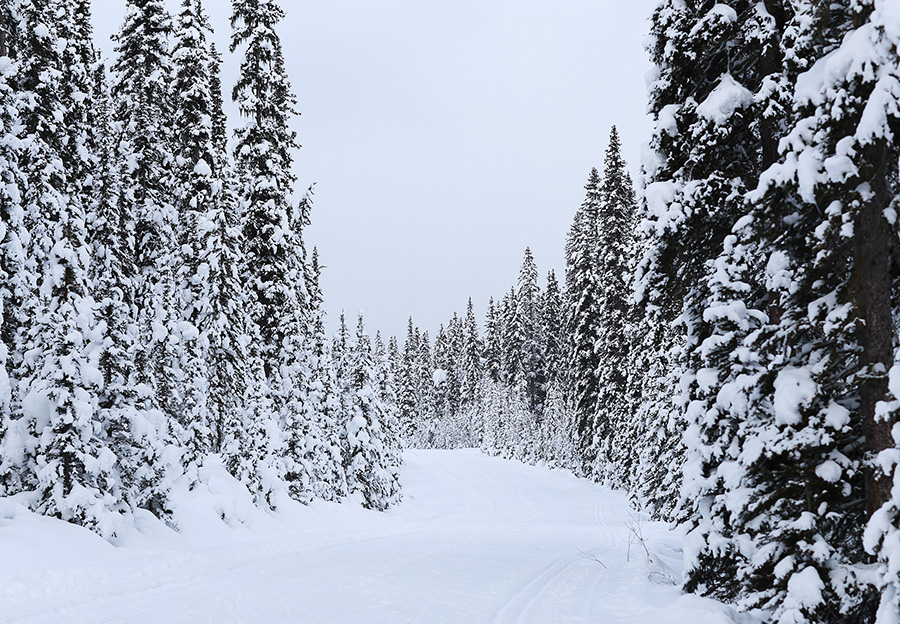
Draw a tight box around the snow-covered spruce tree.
[565,168,604,475]
[109,0,178,518]
[674,0,817,606]
[397,318,419,443]
[632,0,781,519]
[0,0,25,496]
[64,1,127,417]
[542,270,566,393]
[592,127,639,486]
[446,312,466,441]
[483,297,502,386]
[171,0,219,469]
[430,324,451,447]
[461,299,482,406]
[198,173,251,461]
[691,2,900,621]
[389,336,403,391]
[516,248,546,417]
[429,312,469,449]
[273,197,314,502]
[373,331,403,476]
[169,1,280,491]
[415,328,435,445]
[14,0,122,533]
[111,0,181,421]
[488,284,540,459]
[231,0,314,502]
[59,0,104,218]
[85,44,147,520]
[541,269,574,469]
[438,316,458,430]
[344,314,401,510]
[332,309,352,426]
[461,298,483,444]
[477,297,504,453]
[670,1,900,620]
[230,0,306,372]
[171,27,250,464]
[501,287,521,390]
[298,247,346,501]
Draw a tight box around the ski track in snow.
[0,449,749,624]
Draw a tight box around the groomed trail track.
[0,449,748,623]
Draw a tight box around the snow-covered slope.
[0,450,754,623]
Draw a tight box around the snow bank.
[0,450,756,624]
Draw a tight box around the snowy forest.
[2,0,900,623]
[0,0,403,535]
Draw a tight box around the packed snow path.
[1,450,744,623]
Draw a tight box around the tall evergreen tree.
[445,312,464,425]
[461,298,482,410]
[516,248,545,415]
[344,314,401,510]
[541,270,565,391]
[483,297,502,386]
[182,34,250,460]
[300,248,346,501]
[501,287,521,388]
[632,0,787,519]
[431,324,451,447]
[0,0,24,495]
[111,0,180,418]
[415,329,435,445]
[109,0,178,517]
[373,330,403,474]
[231,0,312,501]
[14,0,120,532]
[208,40,227,158]
[541,269,574,469]
[230,0,305,377]
[592,127,638,484]
[171,0,219,466]
[397,317,419,442]
[706,3,899,620]
[86,43,144,523]
[566,168,604,474]
[655,1,899,621]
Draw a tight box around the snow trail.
[0,449,747,623]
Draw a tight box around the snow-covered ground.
[0,450,753,623]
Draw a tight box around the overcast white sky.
[91,0,656,340]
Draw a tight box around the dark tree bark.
[853,139,896,517]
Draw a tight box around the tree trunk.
[853,139,896,517]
